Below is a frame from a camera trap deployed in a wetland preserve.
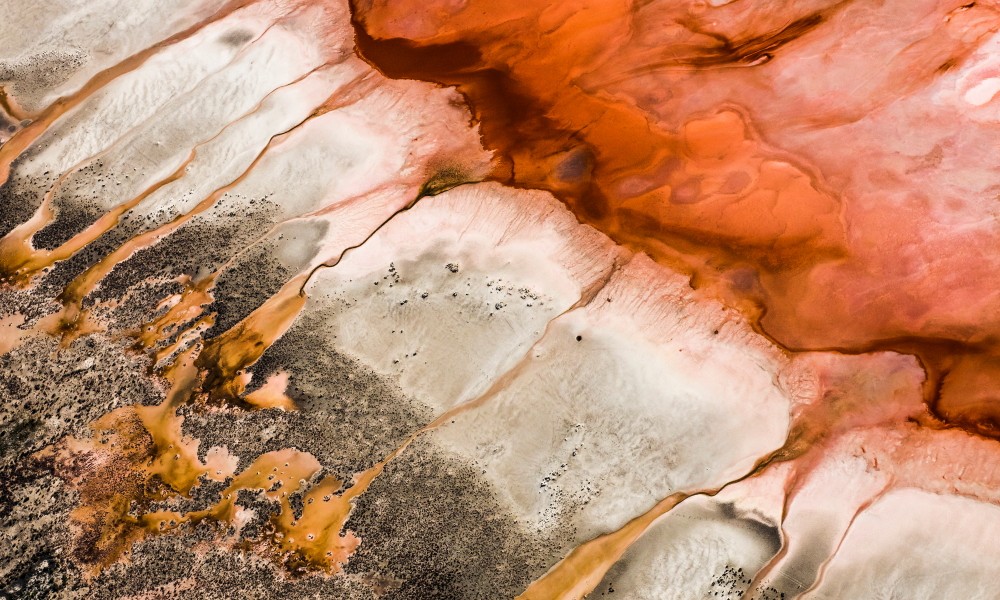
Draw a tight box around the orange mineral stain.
[517,493,692,600]
[244,371,297,411]
[5,0,1000,595]
[46,304,349,573]
[0,177,59,286]
[0,50,345,289]
[0,152,195,287]
[346,0,1000,444]
[0,313,30,355]
[134,274,220,350]
[196,275,307,402]
[135,348,210,494]
[0,86,29,122]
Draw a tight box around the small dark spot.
[555,149,593,181]
[219,29,255,47]
[576,335,582,342]
[937,58,958,73]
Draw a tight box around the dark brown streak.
[669,12,826,69]
[349,10,599,207]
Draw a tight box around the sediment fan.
[2,0,999,598]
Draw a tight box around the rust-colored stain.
[347,0,1000,442]
[3,0,1000,597]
